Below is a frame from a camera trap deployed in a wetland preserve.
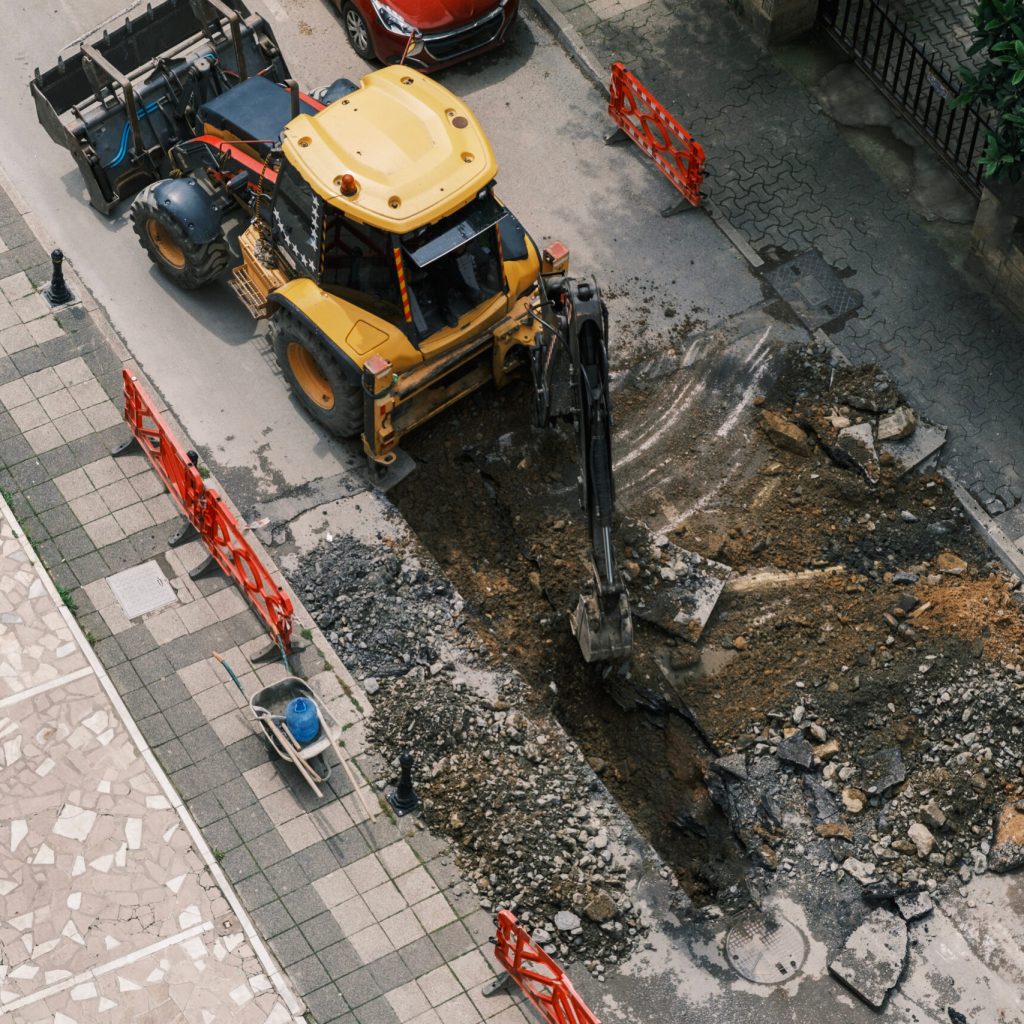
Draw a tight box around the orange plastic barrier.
[608,62,705,208]
[491,911,600,1024]
[121,370,294,652]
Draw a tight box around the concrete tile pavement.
[0,178,532,1024]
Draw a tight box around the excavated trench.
[389,380,751,905]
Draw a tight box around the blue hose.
[109,101,161,167]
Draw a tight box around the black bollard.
[388,751,420,816]
[44,249,73,306]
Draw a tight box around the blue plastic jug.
[285,697,319,743]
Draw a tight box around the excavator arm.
[531,277,634,663]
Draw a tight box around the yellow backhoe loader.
[31,0,632,662]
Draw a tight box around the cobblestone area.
[554,0,1024,517]
[888,0,978,73]
[0,180,528,1024]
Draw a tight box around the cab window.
[321,207,402,322]
[271,163,319,277]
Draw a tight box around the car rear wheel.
[342,3,375,60]
[270,310,363,438]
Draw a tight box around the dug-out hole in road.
[389,380,749,905]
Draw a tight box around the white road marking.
[0,666,94,709]
[0,923,213,1011]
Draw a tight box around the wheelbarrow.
[213,653,377,817]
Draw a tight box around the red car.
[334,0,518,71]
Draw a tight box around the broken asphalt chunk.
[876,405,916,441]
[760,409,813,455]
[712,753,748,782]
[829,908,908,1010]
[834,422,880,483]
[880,418,947,475]
[895,890,933,921]
[860,747,906,795]
[775,733,815,770]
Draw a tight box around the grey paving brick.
[398,935,443,978]
[106,660,142,693]
[41,501,82,536]
[319,939,362,980]
[267,857,311,899]
[154,738,192,774]
[188,751,239,793]
[148,675,190,711]
[293,953,332,994]
[223,845,260,882]
[337,966,383,1009]
[302,910,347,953]
[235,872,276,910]
[214,777,259,814]
[284,883,332,926]
[251,899,296,940]
[247,830,292,870]
[122,688,159,721]
[226,733,272,773]
[134,648,174,684]
[203,817,243,855]
[367,952,413,993]
[188,791,225,828]
[354,996,400,1024]
[54,526,94,561]
[232,803,275,842]
[305,983,348,1024]
[325,828,372,868]
[177,724,224,762]
[272,925,314,967]
[110,621,158,659]
[296,842,342,883]
[430,921,474,961]
[164,700,206,736]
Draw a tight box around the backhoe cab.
[31,0,632,663]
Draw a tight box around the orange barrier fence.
[608,62,705,209]
[489,910,599,1024]
[120,370,294,653]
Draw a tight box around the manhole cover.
[107,560,177,619]
[725,913,808,984]
[764,250,861,330]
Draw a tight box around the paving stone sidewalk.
[0,181,529,1024]
[541,0,1024,520]
[0,498,301,1022]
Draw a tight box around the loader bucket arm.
[533,278,633,663]
[30,0,288,214]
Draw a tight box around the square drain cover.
[764,251,861,330]
[107,560,177,619]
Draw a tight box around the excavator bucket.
[571,586,634,664]
[30,0,287,214]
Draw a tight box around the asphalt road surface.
[0,0,759,513]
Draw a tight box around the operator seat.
[199,75,319,152]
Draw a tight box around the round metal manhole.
[725,913,808,984]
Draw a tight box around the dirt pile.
[291,535,652,970]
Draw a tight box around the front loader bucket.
[571,586,633,663]
[30,0,288,214]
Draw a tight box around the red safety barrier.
[491,910,600,1024]
[121,370,294,652]
[608,62,705,209]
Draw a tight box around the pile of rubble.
[291,535,650,971]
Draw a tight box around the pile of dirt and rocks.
[292,334,1024,953]
[291,536,653,971]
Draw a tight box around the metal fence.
[818,0,993,197]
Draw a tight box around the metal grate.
[818,0,993,197]
[725,912,808,984]
[764,251,862,330]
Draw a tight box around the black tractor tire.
[130,185,230,290]
[341,2,375,61]
[270,310,363,438]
